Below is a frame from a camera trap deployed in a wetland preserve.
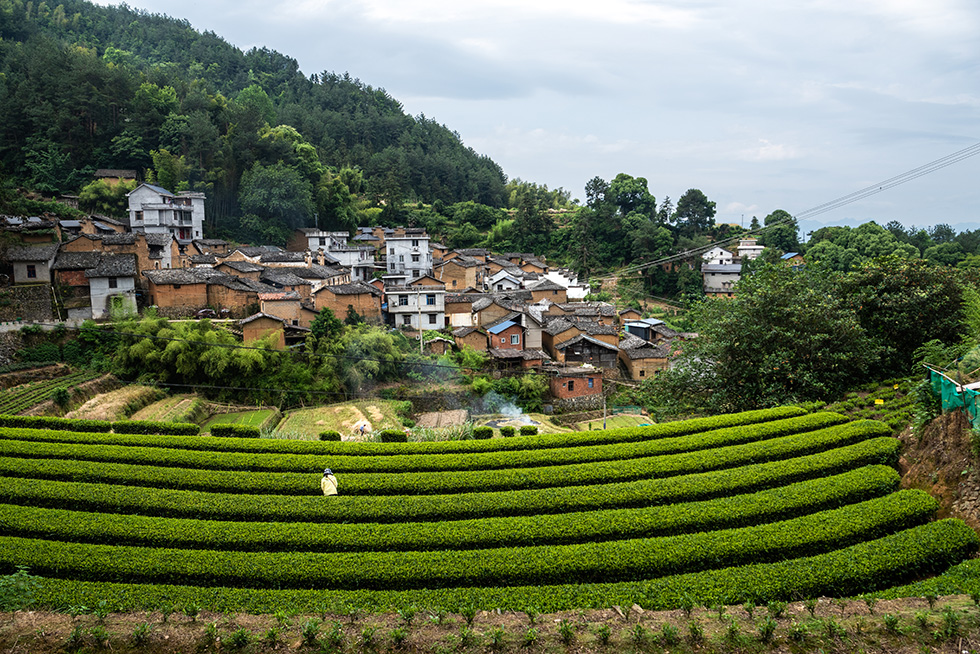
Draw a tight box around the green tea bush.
[520,425,538,436]
[380,430,408,443]
[500,426,516,437]
[113,420,200,436]
[318,430,342,441]
[472,426,493,440]
[210,424,260,438]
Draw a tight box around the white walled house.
[385,275,446,330]
[701,263,742,298]
[702,246,734,265]
[736,238,764,261]
[86,253,138,319]
[127,184,205,243]
[385,230,431,284]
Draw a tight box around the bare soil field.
[3,596,980,653]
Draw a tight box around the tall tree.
[674,188,716,237]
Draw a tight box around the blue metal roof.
[487,320,516,335]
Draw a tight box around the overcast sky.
[94,0,980,233]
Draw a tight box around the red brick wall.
[550,375,602,399]
[489,324,523,350]
[316,291,381,320]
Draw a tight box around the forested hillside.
[0,0,507,242]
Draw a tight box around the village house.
[127,183,206,243]
[434,254,484,291]
[549,366,603,411]
[240,313,286,349]
[86,253,138,319]
[452,326,489,352]
[7,243,60,284]
[618,334,672,380]
[385,275,446,331]
[384,229,431,284]
[314,281,383,321]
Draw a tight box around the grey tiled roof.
[217,261,266,274]
[259,251,306,263]
[7,243,60,262]
[85,253,137,278]
[556,333,619,352]
[53,251,103,270]
[318,281,382,296]
[144,233,173,247]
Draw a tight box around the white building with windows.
[385,229,431,284]
[385,275,446,331]
[127,183,206,244]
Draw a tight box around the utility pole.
[417,285,423,354]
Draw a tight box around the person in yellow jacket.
[321,468,338,496]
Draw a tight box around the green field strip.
[0,412,844,475]
[0,420,888,496]
[0,437,899,523]
[29,519,975,613]
[0,405,807,455]
[0,491,937,590]
[0,466,899,553]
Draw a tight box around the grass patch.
[577,414,651,431]
[204,409,280,434]
[274,401,409,439]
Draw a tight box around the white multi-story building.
[127,183,205,244]
[702,246,734,265]
[386,276,446,330]
[385,229,431,284]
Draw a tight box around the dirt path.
[416,409,468,428]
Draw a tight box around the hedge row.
[0,406,808,457]
[0,491,936,590]
[0,437,900,523]
[209,424,260,438]
[0,412,848,477]
[0,420,889,496]
[27,519,978,614]
[0,415,201,436]
[110,420,200,436]
[0,466,899,553]
[0,414,111,432]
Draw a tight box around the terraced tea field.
[0,370,103,415]
[0,405,975,614]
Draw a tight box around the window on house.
[135,211,143,221]
[389,248,395,255]
[26,265,36,279]
[426,294,435,306]
[588,377,594,388]
[412,239,419,247]
[292,320,299,326]
[428,314,436,325]
[402,315,411,325]
[639,370,645,377]
[108,278,118,289]
[412,254,420,262]
[500,337,506,343]
[399,255,404,262]
[319,238,326,246]
[452,280,457,287]
[398,296,408,306]
[173,284,181,289]
[568,380,575,392]
[412,270,419,278]
[511,334,520,345]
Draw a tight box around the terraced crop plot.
[0,406,975,614]
[0,370,102,415]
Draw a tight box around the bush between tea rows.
[0,465,899,553]
[0,491,936,590]
[0,412,845,476]
[0,437,900,523]
[0,420,890,496]
[28,519,978,614]
[0,406,807,456]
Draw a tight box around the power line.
[594,141,980,281]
